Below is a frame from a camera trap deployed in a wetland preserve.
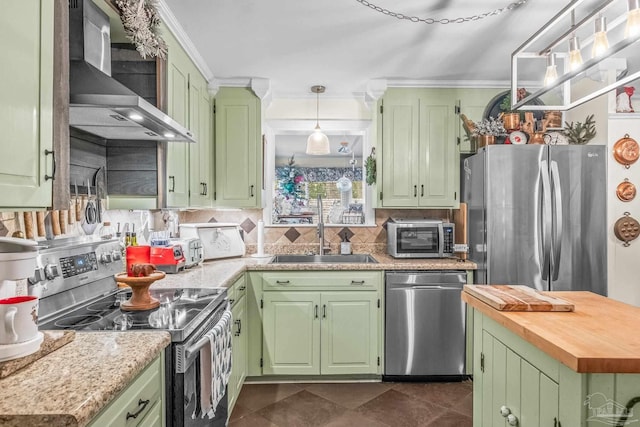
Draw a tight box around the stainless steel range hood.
[69,0,195,143]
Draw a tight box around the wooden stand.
[114,272,166,311]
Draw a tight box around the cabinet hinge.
[454,191,457,200]
[213,104,216,114]
[377,356,380,366]
[377,299,380,308]
[260,299,263,309]
[457,136,461,145]
[379,191,383,201]
[480,352,485,373]
[213,191,217,201]
[454,105,460,115]
[260,358,263,368]
[379,105,383,114]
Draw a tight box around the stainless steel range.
[33,237,229,426]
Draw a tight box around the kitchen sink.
[269,254,378,264]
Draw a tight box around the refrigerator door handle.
[550,160,563,281]
[540,160,552,281]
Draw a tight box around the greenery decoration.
[115,0,168,59]
[365,148,376,185]
[563,114,596,145]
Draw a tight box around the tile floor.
[229,381,473,427]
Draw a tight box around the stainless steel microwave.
[387,219,455,258]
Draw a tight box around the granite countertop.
[0,331,171,427]
[463,290,640,373]
[154,254,476,289]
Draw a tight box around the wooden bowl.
[114,271,166,311]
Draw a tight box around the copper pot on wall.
[544,111,562,128]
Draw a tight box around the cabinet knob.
[507,414,518,426]
[500,406,511,417]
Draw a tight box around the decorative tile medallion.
[284,227,301,243]
[338,227,355,241]
[240,218,256,234]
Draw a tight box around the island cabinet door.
[320,292,379,375]
[262,291,320,375]
[480,330,559,427]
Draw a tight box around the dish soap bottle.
[340,232,352,255]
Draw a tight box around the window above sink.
[263,119,375,227]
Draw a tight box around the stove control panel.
[60,252,99,278]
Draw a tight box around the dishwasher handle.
[407,285,463,290]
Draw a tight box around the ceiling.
[162,0,585,97]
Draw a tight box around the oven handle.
[184,308,232,360]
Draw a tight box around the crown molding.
[386,79,509,88]
[156,0,214,82]
[216,78,253,87]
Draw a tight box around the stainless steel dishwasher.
[384,270,467,379]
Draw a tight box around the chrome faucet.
[317,194,329,255]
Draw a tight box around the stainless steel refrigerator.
[462,145,607,295]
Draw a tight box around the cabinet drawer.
[88,355,164,427]
[229,275,246,307]
[262,271,380,291]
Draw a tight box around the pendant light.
[306,85,330,155]
[592,16,610,58]
[626,0,640,38]
[568,11,583,72]
[543,53,558,86]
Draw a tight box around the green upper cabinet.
[0,0,54,209]
[164,28,213,208]
[214,87,262,208]
[379,88,458,209]
[188,74,214,208]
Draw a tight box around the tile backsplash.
[0,207,457,255]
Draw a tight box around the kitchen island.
[0,331,170,427]
[463,290,640,427]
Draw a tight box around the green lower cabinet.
[88,353,165,426]
[320,292,378,375]
[228,292,247,413]
[473,310,640,427]
[262,288,380,376]
[263,291,321,375]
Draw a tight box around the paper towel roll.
[257,220,264,256]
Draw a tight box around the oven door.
[173,304,231,427]
[393,224,443,258]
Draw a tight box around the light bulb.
[543,53,558,86]
[568,36,583,71]
[626,0,640,38]
[591,16,609,58]
[306,125,330,155]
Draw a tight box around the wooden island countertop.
[463,290,640,373]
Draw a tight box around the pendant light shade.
[543,53,558,86]
[568,35,583,71]
[592,16,610,58]
[306,85,330,155]
[626,0,640,38]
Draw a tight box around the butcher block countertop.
[0,331,170,427]
[463,290,640,373]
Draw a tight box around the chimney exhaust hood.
[69,0,195,143]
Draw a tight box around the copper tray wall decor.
[616,179,637,202]
[614,212,640,247]
[613,134,639,168]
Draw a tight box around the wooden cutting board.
[453,202,468,260]
[463,285,575,312]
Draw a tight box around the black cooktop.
[39,287,226,341]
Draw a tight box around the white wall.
[607,115,640,307]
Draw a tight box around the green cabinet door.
[229,292,247,412]
[320,292,378,375]
[166,57,190,207]
[480,329,560,427]
[379,89,459,209]
[0,0,54,209]
[262,291,320,375]
[188,75,214,208]
[214,88,261,208]
[418,101,457,207]
[380,94,420,207]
